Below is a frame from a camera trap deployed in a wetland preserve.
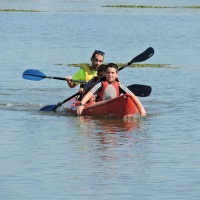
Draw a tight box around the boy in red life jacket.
[77,63,146,116]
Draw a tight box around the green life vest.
[81,65,97,82]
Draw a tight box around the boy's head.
[105,63,119,83]
[105,63,118,72]
[97,64,106,78]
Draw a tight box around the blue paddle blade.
[39,104,58,112]
[22,69,46,81]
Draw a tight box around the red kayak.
[63,94,139,118]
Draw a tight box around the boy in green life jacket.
[79,64,106,102]
[66,50,105,88]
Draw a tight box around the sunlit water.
[0,0,200,199]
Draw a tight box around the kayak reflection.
[76,116,143,134]
[73,117,147,162]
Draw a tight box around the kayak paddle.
[22,69,86,83]
[39,84,152,112]
[119,47,154,71]
[127,84,151,97]
[39,47,154,112]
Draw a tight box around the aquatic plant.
[54,63,178,69]
[103,5,173,8]
[184,6,200,9]
[102,5,200,9]
[0,9,43,12]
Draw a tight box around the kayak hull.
[63,94,139,118]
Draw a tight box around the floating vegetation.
[103,5,172,8]
[102,5,200,9]
[54,63,179,69]
[1,6,199,13]
[0,9,44,12]
[184,6,200,9]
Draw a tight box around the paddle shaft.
[55,81,95,108]
[45,76,86,83]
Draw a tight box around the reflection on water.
[73,116,148,161]
[76,116,142,134]
[69,116,151,185]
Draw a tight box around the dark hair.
[105,63,118,72]
[97,64,106,73]
[91,50,105,59]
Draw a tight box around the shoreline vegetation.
[102,5,200,9]
[0,5,200,12]
[54,63,179,69]
[0,9,43,12]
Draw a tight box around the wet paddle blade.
[22,69,46,81]
[39,104,58,112]
[39,93,79,112]
[129,47,154,64]
[119,47,154,71]
[127,84,152,97]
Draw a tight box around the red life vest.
[97,81,120,101]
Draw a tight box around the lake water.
[0,0,200,199]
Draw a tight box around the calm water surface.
[0,0,200,199]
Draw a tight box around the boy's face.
[105,67,118,83]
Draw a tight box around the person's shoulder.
[119,82,126,87]
[80,64,91,70]
[78,67,85,71]
[72,68,85,80]
[74,67,86,76]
